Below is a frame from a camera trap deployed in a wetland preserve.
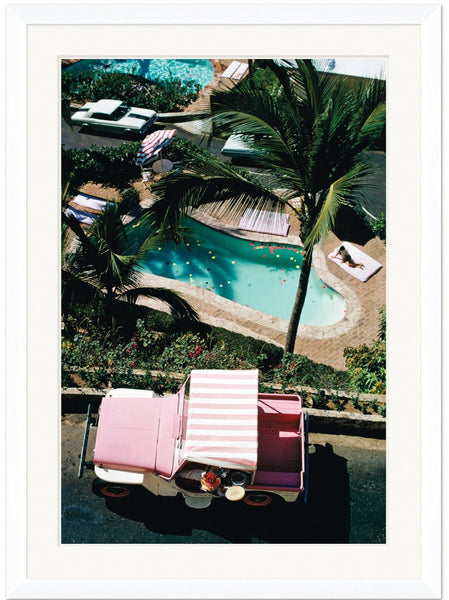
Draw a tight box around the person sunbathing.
[332,245,364,269]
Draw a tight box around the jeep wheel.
[243,492,272,506]
[100,484,131,498]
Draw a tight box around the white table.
[152,159,173,174]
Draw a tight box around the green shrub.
[371,212,386,240]
[154,331,254,374]
[252,66,281,96]
[61,303,381,398]
[312,390,329,410]
[270,352,351,391]
[163,137,212,167]
[62,143,141,193]
[343,307,386,394]
[62,70,200,112]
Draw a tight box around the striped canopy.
[184,369,259,471]
[136,129,176,166]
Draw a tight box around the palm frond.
[356,102,386,148]
[210,79,306,172]
[61,269,105,313]
[304,164,369,252]
[150,157,287,233]
[119,287,199,321]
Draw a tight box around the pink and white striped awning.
[136,129,176,166]
[184,369,259,470]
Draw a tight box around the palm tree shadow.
[99,443,351,543]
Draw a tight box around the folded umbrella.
[136,129,176,166]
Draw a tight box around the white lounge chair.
[238,208,290,237]
[71,193,108,212]
[328,242,383,282]
[221,60,241,79]
[231,62,249,80]
[65,207,99,225]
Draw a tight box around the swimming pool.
[139,218,346,326]
[65,59,215,90]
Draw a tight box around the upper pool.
[65,59,215,90]
[139,218,346,326]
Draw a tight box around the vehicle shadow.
[76,124,143,142]
[98,442,351,543]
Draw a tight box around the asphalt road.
[61,121,386,544]
[62,415,386,544]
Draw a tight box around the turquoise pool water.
[65,59,215,89]
[139,218,346,326]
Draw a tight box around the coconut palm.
[62,201,198,322]
[150,59,385,355]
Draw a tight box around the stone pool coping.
[136,208,363,345]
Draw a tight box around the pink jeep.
[79,369,309,508]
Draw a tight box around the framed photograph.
[5,2,441,598]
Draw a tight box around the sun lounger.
[221,60,241,79]
[71,193,108,212]
[231,62,248,80]
[65,207,99,225]
[238,208,290,236]
[328,241,383,282]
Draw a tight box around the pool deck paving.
[77,183,385,371]
[69,59,386,371]
[137,207,385,371]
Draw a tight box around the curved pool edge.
[188,210,363,339]
[136,209,363,345]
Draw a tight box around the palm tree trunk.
[284,252,312,355]
[248,59,255,89]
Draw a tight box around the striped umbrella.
[136,129,176,166]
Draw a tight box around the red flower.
[130,362,135,367]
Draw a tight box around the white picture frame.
[5,3,442,599]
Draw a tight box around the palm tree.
[62,201,199,323]
[150,59,385,355]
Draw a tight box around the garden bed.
[61,366,385,417]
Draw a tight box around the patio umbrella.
[136,129,176,166]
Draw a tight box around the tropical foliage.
[62,70,200,113]
[61,308,355,394]
[343,307,386,394]
[62,144,141,195]
[371,211,386,240]
[62,201,198,324]
[150,59,386,355]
